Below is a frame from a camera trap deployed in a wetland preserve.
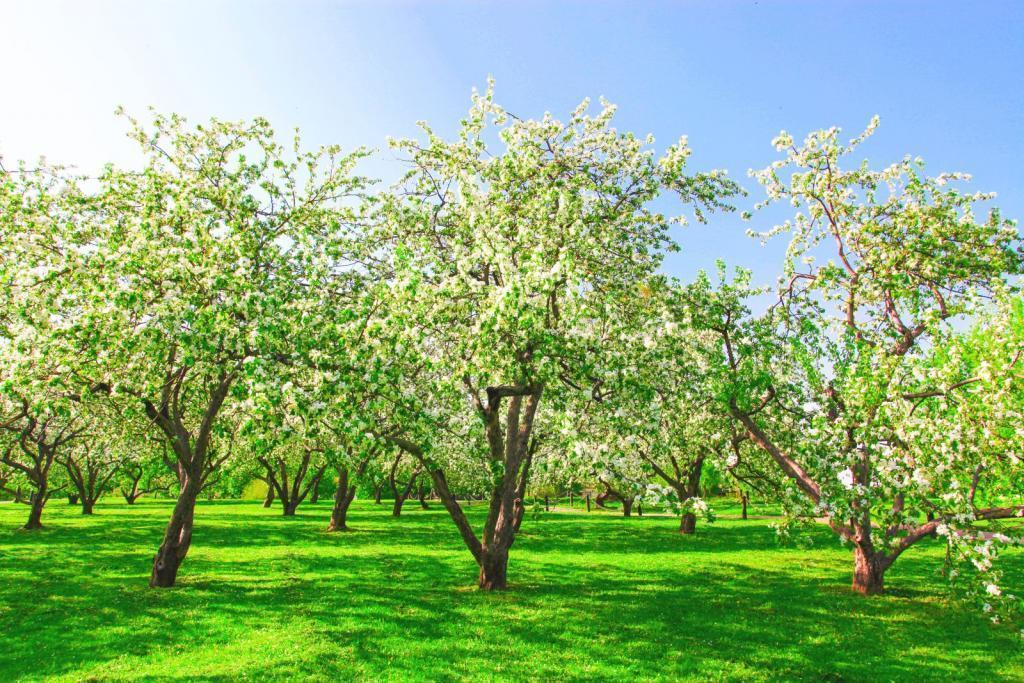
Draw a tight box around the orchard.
[2,84,1022,680]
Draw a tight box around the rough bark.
[25,485,47,530]
[150,476,199,587]
[852,544,890,595]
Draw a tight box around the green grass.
[0,498,1021,682]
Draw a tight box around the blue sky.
[2,0,1021,283]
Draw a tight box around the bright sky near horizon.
[2,0,1022,282]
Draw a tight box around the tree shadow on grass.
[0,500,1020,681]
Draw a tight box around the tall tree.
[376,83,738,588]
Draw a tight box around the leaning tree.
[700,119,1024,596]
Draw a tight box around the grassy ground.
[0,498,1021,682]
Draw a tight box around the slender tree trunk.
[586,494,591,512]
[391,495,405,517]
[150,478,199,588]
[328,467,357,532]
[309,482,321,505]
[262,484,275,508]
[679,513,696,534]
[622,498,633,517]
[418,482,429,509]
[373,484,382,504]
[637,501,643,517]
[25,484,47,530]
[741,493,748,520]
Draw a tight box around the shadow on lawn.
[0,500,1019,681]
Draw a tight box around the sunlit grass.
[0,498,1020,681]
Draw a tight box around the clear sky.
[2,0,1021,282]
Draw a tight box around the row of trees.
[2,86,1021,618]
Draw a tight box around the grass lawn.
[0,498,1021,681]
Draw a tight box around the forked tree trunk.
[641,450,706,534]
[852,544,889,595]
[390,383,542,591]
[391,496,405,517]
[328,466,357,532]
[81,499,95,515]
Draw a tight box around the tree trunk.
[478,547,509,590]
[81,499,95,515]
[150,480,199,588]
[25,486,46,530]
[392,494,405,517]
[852,545,888,595]
[309,484,320,505]
[262,484,274,508]
[418,482,429,510]
[373,484,382,504]
[679,512,696,534]
[327,467,356,532]
[282,501,299,516]
[637,501,643,516]
[741,493,748,520]
[622,498,633,517]
[68,494,79,505]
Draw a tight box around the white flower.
[986,583,1002,597]
[837,468,855,489]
